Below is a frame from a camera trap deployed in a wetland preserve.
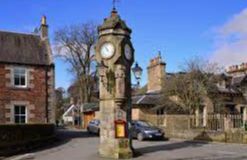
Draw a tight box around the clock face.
[100,42,115,59]
[124,44,132,60]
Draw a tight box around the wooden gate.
[83,112,95,128]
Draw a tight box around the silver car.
[87,119,100,135]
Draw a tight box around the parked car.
[131,120,164,141]
[87,119,100,135]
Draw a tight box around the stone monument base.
[99,139,133,159]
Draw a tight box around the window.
[14,68,27,87]
[241,107,245,114]
[156,109,165,115]
[14,105,26,124]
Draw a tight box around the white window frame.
[13,67,27,88]
[14,105,27,124]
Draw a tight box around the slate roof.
[83,103,99,112]
[216,86,241,95]
[132,92,161,105]
[0,30,50,66]
[232,75,247,86]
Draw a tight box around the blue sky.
[1,0,247,89]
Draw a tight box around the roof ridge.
[0,29,40,37]
[137,95,146,104]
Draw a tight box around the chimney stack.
[40,15,48,39]
[147,52,166,93]
[227,63,247,76]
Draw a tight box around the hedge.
[0,124,55,156]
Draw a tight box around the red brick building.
[0,16,55,124]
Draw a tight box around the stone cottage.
[132,54,247,121]
[132,54,166,120]
[0,16,55,124]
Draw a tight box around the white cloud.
[210,8,247,67]
[220,8,247,36]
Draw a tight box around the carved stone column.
[96,8,134,159]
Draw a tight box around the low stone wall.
[164,115,191,131]
[166,129,226,142]
[0,124,55,156]
[139,113,247,144]
[163,115,247,144]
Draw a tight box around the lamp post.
[132,62,143,88]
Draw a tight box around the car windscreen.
[95,120,100,125]
[136,121,154,127]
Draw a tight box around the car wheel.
[97,129,100,136]
[87,127,91,134]
[137,133,144,141]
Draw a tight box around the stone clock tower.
[95,8,134,159]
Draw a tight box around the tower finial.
[112,0,120,10]
[111,0,118,17]
[158,50,162,58]
[113,0,116,10]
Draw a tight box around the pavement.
[6,129,247,160]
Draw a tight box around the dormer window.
[13,68,27,88]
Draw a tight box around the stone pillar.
[98,65,132,159]
[243,106,247,127]
[224,115,230,131]
[195,107,200,127]
[203,106,207,127]
[96,8,134,159]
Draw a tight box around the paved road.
[8,129,247,160]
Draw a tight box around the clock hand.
[105,47,109,52]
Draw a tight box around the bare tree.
[161,57,223,114]
[55,87,66,120]
[54,22,98,104]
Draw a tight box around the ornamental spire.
[111,6,118,17]
[112,0,120,11]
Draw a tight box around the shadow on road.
[4,128,96,158]
[133,131,213,157]
[24,128,97,154]
[193,131,213,142]
[57,128,98,139]
[134,140,208,157]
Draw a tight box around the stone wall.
[132,108,140,120]
[0,64,55,124]
[163,115,247,144]
[47,65,55,123]
[95,111,100,119]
